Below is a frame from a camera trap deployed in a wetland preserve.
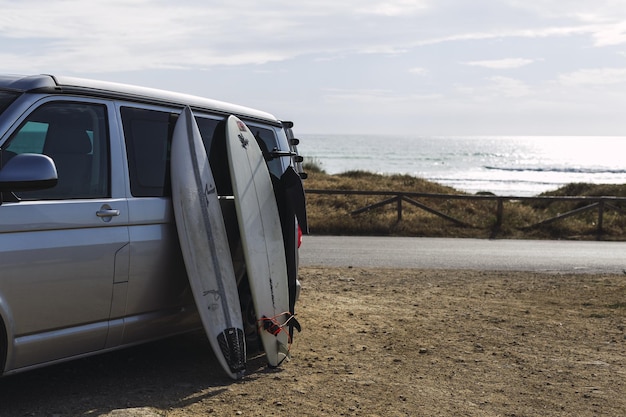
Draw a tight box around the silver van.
[0,74,307,376]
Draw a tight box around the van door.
[0,99,129,371]
[117,105,197,344]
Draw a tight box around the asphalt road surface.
[299,236,626,274]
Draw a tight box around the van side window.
[195,117,232,194]
[3,101,109,200]
[121,107,177,197]
[248,126,281,177]
[195,117,221,158]
[121,108,230,197]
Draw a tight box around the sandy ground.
[1,267,625,416]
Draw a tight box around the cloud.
[415,25,613,49]
[502,0,626,21]
[487,76,532,97]
[2,0,626,76]
[499,0,626,47]
[457,77,532,99]
[2,0,626,135]
[588,21,626,47]
[0,0,314,72]
[558,68,626,86]
[323,88,441,103]
[408,67,428,75]
[356,0,430,17]
[464,58,536,69]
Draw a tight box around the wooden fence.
[305,189,626,239]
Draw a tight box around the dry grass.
[302,166,626,240]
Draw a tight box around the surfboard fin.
[217,328,246,374]
[259,313,301,367]
[278,342,291,361]
[288,316,302,334]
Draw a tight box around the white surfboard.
[225,115,291,367]
[171,106,246,379]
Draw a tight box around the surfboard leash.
[258,312,301,365]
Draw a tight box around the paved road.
[299,236,626,274]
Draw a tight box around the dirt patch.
[1,267,625,416]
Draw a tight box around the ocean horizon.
[297,135,626,197]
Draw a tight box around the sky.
[1,0,626,136]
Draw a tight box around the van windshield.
[0,90,19,116]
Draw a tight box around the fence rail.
[305,189,626,239]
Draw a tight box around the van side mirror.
[0,153,58,192]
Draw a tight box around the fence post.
[397,194,403,222]
[597,199,605,239]
[491,198,504,239]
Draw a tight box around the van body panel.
[0,200,129,369]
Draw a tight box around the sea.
[297,135,626,197]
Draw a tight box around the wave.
[431,176,558,186]
[484,166,626,174]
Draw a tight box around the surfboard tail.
[217,327,246,374]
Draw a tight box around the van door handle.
[97,204,121,222]
[97,209,120,217]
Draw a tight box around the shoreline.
[298,135,626,198]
